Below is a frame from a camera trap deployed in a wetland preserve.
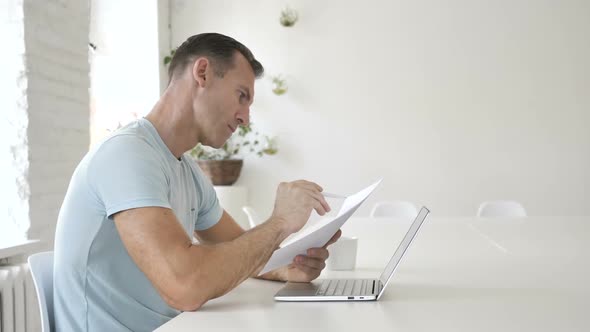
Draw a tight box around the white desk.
[156,217,590,332]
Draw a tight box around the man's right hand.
[270,180,331,235]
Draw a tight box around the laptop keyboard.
[315,279,374,296]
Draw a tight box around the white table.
[156,216,590,332]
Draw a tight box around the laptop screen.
[378,207,430,286]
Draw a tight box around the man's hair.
[167,33,264,82]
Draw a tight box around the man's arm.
[194,210,245,245]
[194,208,342,283]
[114,180,330,311]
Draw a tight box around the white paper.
[259,179,382,275]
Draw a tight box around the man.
[53,33,341,331]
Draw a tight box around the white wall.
[169,0,590,218]
[158,0,171,93]
[0,0,29,243]
[89,0,161,144]
[24,0,91,247]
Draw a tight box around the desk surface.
[156,216,590,332]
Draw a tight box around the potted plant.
[279,6,299,27]
[190,123,278,185]
[271,75,288,95]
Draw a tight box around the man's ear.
[192,57,209,88]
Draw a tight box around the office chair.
[28,251,54,332]
[477,200,527,217]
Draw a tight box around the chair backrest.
[242,206,262,229]
[28,251,54,332]
[370,201,418,219]
[477,201,527,218]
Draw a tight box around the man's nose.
[237,108,250,126]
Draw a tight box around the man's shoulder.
[84,124,169,179]
[93,123,159,158]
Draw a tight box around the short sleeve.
[88,135,171,219]
[189,160,223,231]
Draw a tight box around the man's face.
[192,52,255,148]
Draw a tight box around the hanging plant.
[163,48,176,66]
[279,7,298,27]
[271,75,288,95]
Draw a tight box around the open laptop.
[274,207,430,302]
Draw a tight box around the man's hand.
[265,230,342,283]
[271,180,332,235]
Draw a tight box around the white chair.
[242,206,262,229]
[370,201,418,219]
[28,251,54,332]
[477,201,527,217]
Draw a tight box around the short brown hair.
[167,33,264,83]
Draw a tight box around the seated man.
[53,33,340,332]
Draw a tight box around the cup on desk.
[326,236,358,271]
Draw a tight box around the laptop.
[274,207,430,302]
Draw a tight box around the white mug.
[326,236,358,271]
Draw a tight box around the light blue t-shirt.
[53,118,223,332]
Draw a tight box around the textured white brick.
[29,144,87,163]
[22,0,91,248]
[28,161,78,181]
[23,0,88,25]
[27,93,90,131]
[26,52,89,73]
[30,48,88,67]
[28,167,79,190]
[30,194,67,212]
[26,58,89,87]
[26,77,88,104]
[28,126,89,147]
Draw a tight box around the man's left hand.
[281,229,342,283]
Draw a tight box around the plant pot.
[196,159,243,186]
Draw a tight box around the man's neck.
[145,87,199,159]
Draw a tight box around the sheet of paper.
[259,179,382,275]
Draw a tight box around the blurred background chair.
[28,251,54,332]
[369,201,418,219]
[477,200,527,217]
[242,206,262,229]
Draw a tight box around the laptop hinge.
[376,280,383,295]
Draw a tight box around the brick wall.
[23,0,90,248]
